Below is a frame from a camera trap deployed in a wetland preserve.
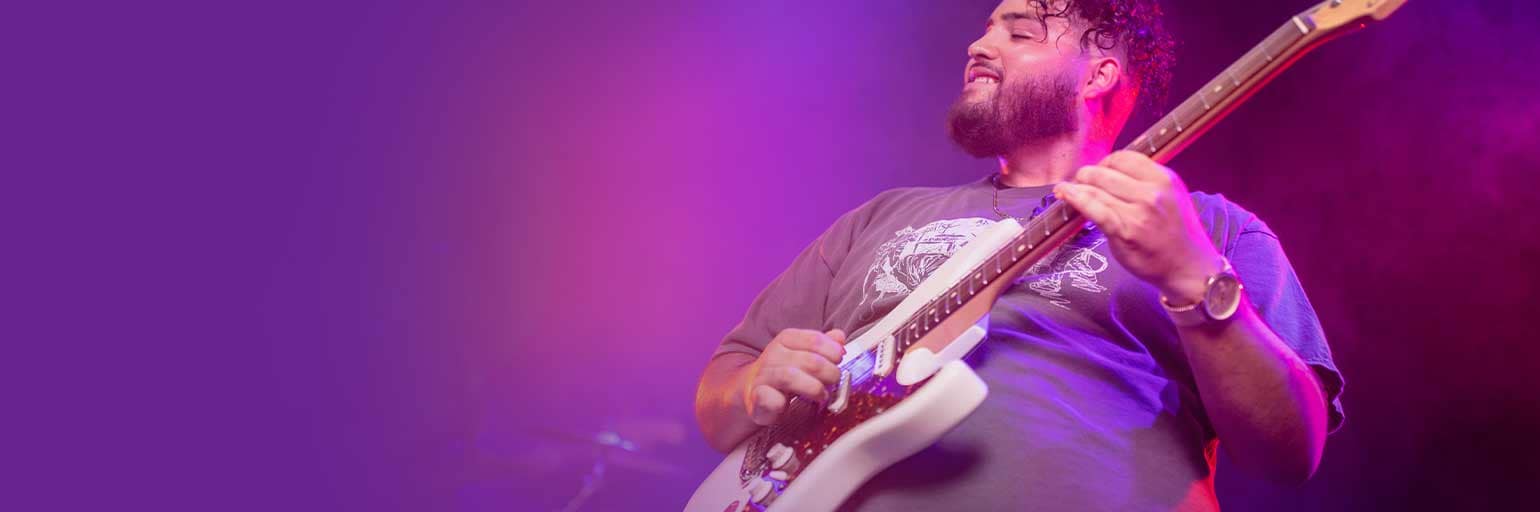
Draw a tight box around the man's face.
[947,0,1084,158]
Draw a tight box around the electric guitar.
[688,1,1405,510]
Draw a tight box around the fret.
[1239,45,1269,78]
[1143,130,1163,155]
[1157,122,1175,149]
[1232,58,1256,83]
[1261,25,1304,72]
[1291,15,1310,35]
[1178,100,1203,128]
[1018,231,1034,253]
[1262,37,1288,67]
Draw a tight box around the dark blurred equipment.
[466,417,688,511]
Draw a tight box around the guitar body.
[685,360,987,512]
[686,218,1029,511]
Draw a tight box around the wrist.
[1158,254,1226,306]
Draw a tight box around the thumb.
[825,328,848,344]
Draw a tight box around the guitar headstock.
[1305,0,1408,32]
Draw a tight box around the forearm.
[694,352,760,453]
[1179,297,1328,484]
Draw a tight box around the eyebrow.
[988,11,1038,29]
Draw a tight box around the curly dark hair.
[1027,0,1177,110]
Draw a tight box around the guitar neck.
[894,0,1403,354]
[1134,9,1336,164]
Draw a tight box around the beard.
[946,71,1079,158]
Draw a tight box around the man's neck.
[994,133,1113,188]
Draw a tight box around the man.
[693,0,1345,509]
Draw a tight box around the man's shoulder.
[855,179,985,216]
[1188,190,1272,237]
[817,179,985,248]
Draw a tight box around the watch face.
[1203,273,1244,320]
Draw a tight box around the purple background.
[6,1,1538,510]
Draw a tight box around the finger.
[1100,150,1168,183]
[778,328,844,363]
[825,329,848,344]
[1055,182,1129,237]
[794,351,842,385]
[810,332,846,364]
[768,366,829,403]
[1074,165,1152,204]
[750,385,787,426]
[773,329,820,352]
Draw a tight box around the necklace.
[989,173,1058,223]
[989,173,1031,222]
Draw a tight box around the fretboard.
[1130,14,1317,160]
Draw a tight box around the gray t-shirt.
[715,175,1345,511]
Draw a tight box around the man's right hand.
[742,328,848,426]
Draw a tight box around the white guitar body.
[685,220,1023,512]
[684,359,986,512]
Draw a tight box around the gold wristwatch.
[1160,257,1244,327]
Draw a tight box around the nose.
[968,36,998,62]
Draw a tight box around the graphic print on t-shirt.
[855,218,1116,319]
[856,217,994,319]
[1017,229,1111,309]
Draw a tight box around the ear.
[1081,56,1122,101]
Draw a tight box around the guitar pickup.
[872,334,896,378]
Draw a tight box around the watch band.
[1160,257,1237,327]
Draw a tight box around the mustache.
[967,62,1004,82]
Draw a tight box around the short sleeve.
[1226,228,1347,433]
[713,205,867,359]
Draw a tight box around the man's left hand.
[1053,150,1224,305]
